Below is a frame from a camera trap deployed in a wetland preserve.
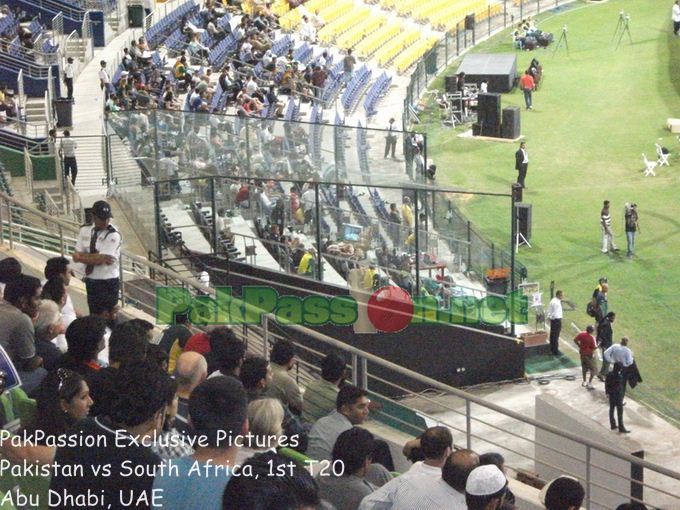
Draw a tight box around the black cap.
[91,200,112,220]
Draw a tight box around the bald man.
[369,449,479,509]
[174,351,208,434]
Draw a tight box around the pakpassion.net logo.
[156,286,528,333]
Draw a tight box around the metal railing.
[16,70,25,122]
[0,190,679,509]
[23,148,33,198]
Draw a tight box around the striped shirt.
[389,477,466,510]
[358,462,442,510]
[601,208,612,227]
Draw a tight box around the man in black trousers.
[546,290,563,355]
[515,141,529,188]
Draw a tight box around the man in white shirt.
[63,57,75,100]
[59,130,78,186]
[673,0,680,36]
[73,200,121,316]
[239,37,253,63]
[300,15,316,42]
[246,75,259,97]
[546,290,564,356]
[604,337,634,368]
[43,256,81,352]
[384,118,398,159]
[374,449,478,510]
[359,426,453,510]
[98,60,110,98]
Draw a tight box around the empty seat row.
[363,71,392,117]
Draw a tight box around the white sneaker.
[601,249,608,253]
[587,384,595,390]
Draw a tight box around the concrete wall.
[535,394,643,510]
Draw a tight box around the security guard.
[73,200,122,314]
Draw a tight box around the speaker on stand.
[511,183,523,203]
[514,203,532,251]
[465,13,476,30]
[445,76,458,94]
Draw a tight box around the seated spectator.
[162,85,180,110]
[235,397,284,464]
[49,361,175,510]
[33,300,64,371]
[207,17,226,39]
[371,448,477,510]
[479,452,516,510]
[0,275,45,393]
[58,316,108,380]
[0,257,22,298]
[88,320,150,417]
[302,353,346,424]
[174,351,209,435]
[300,15,317,42]
[153,376,248,509]
[307,385,369,461]
[174,56,192,88]
[539,476,585,510]
[29,368,92,443]
[188,33,210,61]
[207,327,245,377]
[317,427,380,510]
[43,256,80,341]
[360,426,453,509]
[222,451,322,509]
[465,465,508,510]
[264,339,304,416]
[159,309,193,354]
[240,355,308,452]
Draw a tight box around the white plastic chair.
[656,143,670,166]
[642,153,657,176]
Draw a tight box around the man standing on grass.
[600,200,618,253]
[574,325,597,389]
[624,203,640,258]
[519,69,535,110]
[547,290,563,356]
[673,0,680,36]
[515,142,529,188]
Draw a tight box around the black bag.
[586,300,598,318]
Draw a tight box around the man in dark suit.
[515,142,529,188]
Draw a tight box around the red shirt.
[574,332,596,356]
[235,186,249,203]
[184,332,211,355]
[520,74,535,90]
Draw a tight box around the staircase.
[68,135,108,195]
[65,36,87,62]
[24,98,47,125]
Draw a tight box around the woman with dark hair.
[58,316,108,379]
[30,368,93,442]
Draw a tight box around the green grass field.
[421,0,680,423]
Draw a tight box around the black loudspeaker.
[472,123,481,136]
[465,13,475,30]
[502,106,521,140]
[445,75,457,94]
[477,93,501,137]
[511,183,523,202]
[515,203,532,241]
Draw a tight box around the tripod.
[615,14,632,49]
[612,11,626,41]
[552,26,569,57]
[515,216,531,253]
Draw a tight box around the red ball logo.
[367,286,414,333]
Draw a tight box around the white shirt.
[97,326,112,366]
[521,148,529,164]
[301,189,316,210]
[64,63,74,79]
[99,68,110,84]
[604,344,634,367]
[547,296,563,320]
[246,78,259,96]
[300,20,316,41]
[60,138,77,157]
[358,462,442,510]
[389,477,466,510]
[74,224,122,280]
[673,3,680,22]
[480,81,488,93]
